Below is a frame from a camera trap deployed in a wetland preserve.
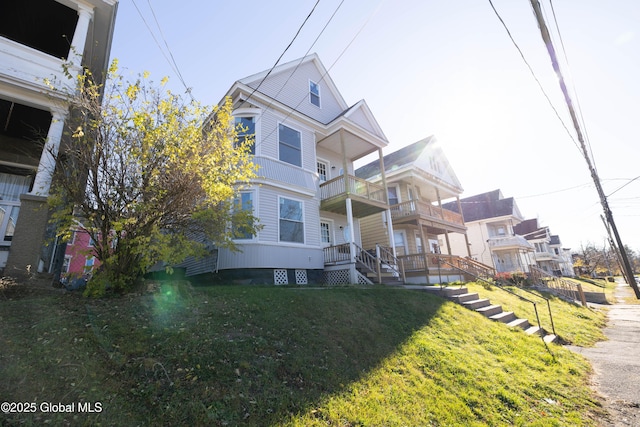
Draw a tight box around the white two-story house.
[444,190,535,274]
[185,54,392,285]
[0,0,118,275]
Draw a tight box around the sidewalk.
[566,280,640,426]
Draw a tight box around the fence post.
[576,283,588,307]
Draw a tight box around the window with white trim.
[234,191,254,240]
[309,80,320,107]
[320,221,331,244]
[388,186,399,205]
[317,160,328,182]
[278,124,301,167]
[279,197,304,243]
[234,116,255,155]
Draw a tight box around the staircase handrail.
[353,243,378,276]
[376,245,404,282]
[439,259,556,338]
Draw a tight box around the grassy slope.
[0,282,606,426]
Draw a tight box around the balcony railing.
[0,200,21,246]
[389,200,464,226]
[487,235,534,250]
[320,174,387,204]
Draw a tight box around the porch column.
[31,109,67,196]
[346,197,358,283]
[419,223,429,284]
[68,4,94,72]
[457,196,472,257]
[378,148,396,258]
[340,130,349,193]
[436,188,452,254]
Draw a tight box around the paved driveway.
[566,280,640,426]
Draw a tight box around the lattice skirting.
[295,269,308,285]
[274,269,288,285]
[323,269,351,285]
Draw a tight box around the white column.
[386,209,396,258]
[345,197,359,284]
[68,5,94,71]
[31,109,67,196]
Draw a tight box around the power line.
[144,0,192,98]
[241,0,321,108]
[249,0,383,151]
[528,0,640,297]
[131,0,193,98]
[546,0,597,172]
[251,0,346,128]
[487,0,581,154]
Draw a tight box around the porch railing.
[322,243,404,284]
[320,174,387,203]
[390,200,464,226]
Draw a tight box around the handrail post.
[546,299,556,336]
[375,244,382,284]
[532,303,545,343]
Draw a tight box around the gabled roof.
[355,136,462,190]
[444,189,523,223]
[513,218,549,240]
[236,53,348,119]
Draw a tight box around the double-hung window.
[279,124,301,167]
[234,116,255,155]
[309,80,320,107]
[279,197,304,243]
[317,160,328,182]
[234,191,254,240]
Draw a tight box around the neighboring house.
[355,137,486,284]
[513,218,569,276]
[550,235,575,277]
[184,54,392,285]
[0,0,118,275]
[61,228,101,281]
[445,190,535,274]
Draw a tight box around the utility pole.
[529,0,640,298]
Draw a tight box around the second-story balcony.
[487,235,535,251]
[390,200,466,233]
[320,174,388,217]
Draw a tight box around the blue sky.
[110,0,640,252]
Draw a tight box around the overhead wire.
[240,0,322,108]
[253,0,346,121]
[130,0,193,99]
[247,0,383,154]
[144,0,192,99]
[546,0,597,172]
[486,0,581,154]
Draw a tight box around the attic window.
[309,80,320,107]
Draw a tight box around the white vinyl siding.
[242,60,344,123]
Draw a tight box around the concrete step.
[439,287,468,297]
[507,318,530,329]
[490,311,517,323]
[462,298,491,310]
[543,334,558,344]
[451,292,479,303]
[525,326,542,336]
[476,304,503,317]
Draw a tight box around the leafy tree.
[49,61,259,295]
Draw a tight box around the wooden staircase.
[411,285,558,344]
